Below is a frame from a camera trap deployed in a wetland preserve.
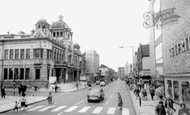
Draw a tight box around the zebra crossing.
[24,105,129,115]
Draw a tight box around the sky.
[0,0,150,71]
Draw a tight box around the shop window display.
[182,82,190,101]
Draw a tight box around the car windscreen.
[89,89,100,95]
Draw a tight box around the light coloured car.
[100,81,106,87]
[87,88,104,102]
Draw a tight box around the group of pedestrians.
[18,84,27,97]
[1,85,6,98]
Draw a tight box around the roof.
[140,44,149,57]
[51,15,70,29]
[36,18,49,25]
[100,64,109,68]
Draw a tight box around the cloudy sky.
[0,0,150,71]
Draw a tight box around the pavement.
[0,82,88,114]
[129,86,190,115]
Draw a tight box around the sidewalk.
[129,89,181,115]
[0,82,88,114]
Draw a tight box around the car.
[87,88,104,102]
[100,81,106,87]
[96,81,100,85]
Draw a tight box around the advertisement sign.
[49,76,56,84]
[139,71,151,76]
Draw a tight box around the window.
[47,68,50,80]
[9,68,13,79]
[4,68,8,80]
[54,52,56,60]
[25,68,30,80]
[14,68,19,80]
[57,32,59,37]
[10,49,14,59]
[26,49,30,59]
[60,32,63,36]
[53,32,55,37]
[20,49,24,59]
[35,69,40,80]
[20,68,24,80]
[15,49,19,59]
[4,49,8,59]
[47,50,49,59]
[34,49,43,58]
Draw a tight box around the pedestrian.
[155,101,166,115]
[13,101,19,111]
[118,93,123,110]
[18,84,22,97]
[19,95,27,111]
[178,103,190,115]
[165,95,176,115]
[47,92,53,109]
[54,84,58,93]
[149,86,155,100]
[1,86,6,98]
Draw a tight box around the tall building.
[118,67,125,79]
[0,16,82,87]
[145,0,190,103]
[84,49,100,74]
[124,62,133,75]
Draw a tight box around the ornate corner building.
[0,15,83,88]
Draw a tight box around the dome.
[51,15,69,29]
[73,43,80,49]
[36,18,49,25]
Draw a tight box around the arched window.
[57,32,59,37]
[38,25,40,29]
[42,26,46,29]
[53,32,56,37]
[60,31,63,37]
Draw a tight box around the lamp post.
[119,46,134,74]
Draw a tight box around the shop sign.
[139,71,151,76]
[143,7,180,29]
[169,36,190,58]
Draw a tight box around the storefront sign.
[143,7,180,29]
[169,36,190,57]
[139,71,151,76]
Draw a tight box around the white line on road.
[57,112,63,115]
[105,100,109,105]
[110,88,118,98]
[38,105,55,111]
[92,107,103,114]
[27,105,44,111]
[107,107,116,114]
[78,106,90,113]
[51,106,66,112]
[122,108,129,115]
[64,106,78,112]
[75,100,84,105]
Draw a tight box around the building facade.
[0,16,82,88]
[146,0,190,103]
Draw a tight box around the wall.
[142,57,151,70]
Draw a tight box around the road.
[2,80,136,115]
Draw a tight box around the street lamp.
[119,46,134,74]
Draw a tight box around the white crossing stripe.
[38,105,55,111]
[27,105,44,111]
[107,107,116,114]
[51,106,66,112]
[122,108,129,115]
[26,106,33,109]
[78,106,90,113]
[92,107,103,114]
[64,106,78,112]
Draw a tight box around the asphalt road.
[2,80,136,115]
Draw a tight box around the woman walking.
[165,95,176,115]
[47,92,53,109]
[20,95,27,111]
[118,93,123,110]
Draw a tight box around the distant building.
[100,64,114,82]
[118,67,125,79]
[124,62,133,75]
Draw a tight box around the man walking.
[155,101,166,115]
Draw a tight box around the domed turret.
[36,18,49,25]
[51,15,69,29]
[35,18,50,29]
[73,43,80,49]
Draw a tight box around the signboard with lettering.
[139,71,151,76]
[143,7,180,29]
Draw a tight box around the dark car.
[87,88,104,102]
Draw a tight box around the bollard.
[139,95,141,107]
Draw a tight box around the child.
[13,101,19,111]
[47,92,53,109]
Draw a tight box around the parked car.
[96,81,100,85]
[87,88,104,102]
[100,81,106,87]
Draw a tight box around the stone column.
[171,80,174,99]
[164,78,168,97]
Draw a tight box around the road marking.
[26,106,33,109]
[78,106,90,113]
[75,100,84,105]
[107,107,116,114]
[92,107,103,114]
[51,106,66,112]
[64,106,78,112]
[57,112,63,115]
[38,105,55,111]
[110,88,118,98]
[105,100,109,105]
[122,108,129,115]
[27,105,44,111]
